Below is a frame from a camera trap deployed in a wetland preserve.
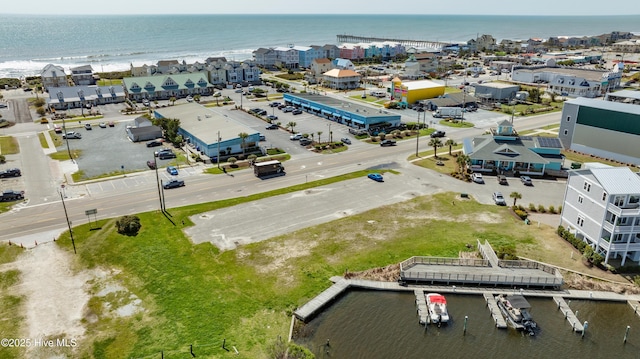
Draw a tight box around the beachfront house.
[40,64,68,89]
[70,65,96,86]
[560,165,640,266]
[46,85,126,110]
[322,69,361,90]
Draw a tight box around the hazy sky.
[2,0,639,16]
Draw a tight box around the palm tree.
[428,137,443,158]
[445,138,457,156]
[287,121,297,133]
[317,131,323,144]
[510,192,522,207]
[169,96,176,106]
[213,91,221,106]
[238,132,249,156]
[456,154,470,174]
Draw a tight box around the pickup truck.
[0,190,25,202]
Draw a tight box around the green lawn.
[0,136,19,155]
[38,132,49,149]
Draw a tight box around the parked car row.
[0,168,21,178]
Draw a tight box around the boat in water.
[425,293,449,325]
[495,294,537,336]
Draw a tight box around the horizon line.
[2,13,640,17]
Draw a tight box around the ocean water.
[1,14,639,78]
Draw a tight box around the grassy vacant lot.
[0,245,27,359]
[43,171,612,359]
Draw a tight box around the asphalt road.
[0,86,565,247]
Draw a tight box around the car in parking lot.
[292,109,303,115]
[147,160,156,169]
[186,95,194,102]
[430,130,446,138]
[471,173,484,184]
[163,179,185,189]
[62,131,82,139]
[266,115,278,121]
[497,175,508,185]
[282,106,295,113]
[290,133,302,141]
[265,123,279,130]
[158,151,177,159]
[166,166,179,175]
[277,104,287,110]
[146,139,163,147]
[492,192,506,206]
[380,139,396,147]
[299,138,312,146]
[259,134,266,141]
[520,175,533,186]
[99,122,107,128]
[367,173,384,182]
[340,137,352,145]
[84,123,92,130]
[234,89,243,93]
[0,168,21,178]
[269,102,281,107]
[142,99,150,107]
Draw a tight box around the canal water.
[295,289,640,359]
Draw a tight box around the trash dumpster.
[570,162,582,169]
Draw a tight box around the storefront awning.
[310,106,320,111]
[292,100,301,105]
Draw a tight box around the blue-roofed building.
[283,93,401,132]
[559,95,640,166]
[561,165,640,266]
[332,58,355,71]
[122,72,213,102]
[463,120,564,176]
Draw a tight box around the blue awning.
[301,103,310,108]
[310,106,320,111]
[342,116,350,121]
[321,109,331,114]
[292,100,301,105]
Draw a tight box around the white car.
[472,173,484,184]
[62,131,82,139]
[186,95,194,102]
[290,133,302,141]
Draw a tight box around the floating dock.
[294,279,350,322]
[414,289,428,325]
[483,293,508,328]
[553,296,584,332]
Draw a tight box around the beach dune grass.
[50,189,551,358]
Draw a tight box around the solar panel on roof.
[536,137,562,148]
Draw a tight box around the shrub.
[0,155,5,163]
[227,157,237,165]
[558,205,562,214]
[548,205,555,214]
[116,215,141,236]
[514,209,528,220]
[529,203,537,212]
[496,244,518,260]
[537,204,546,213]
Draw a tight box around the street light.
[415,108,425,156]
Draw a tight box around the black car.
[0,168,21,178]
[146,140,163,147]
[256,109,267,116]
[163,179,185,189]
[158,151,177,160]
[340,137,352,145]
[265,123,279,130]
[430,130,446,138]
[380,139,397,147]
[269,102,281,107]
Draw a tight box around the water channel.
[295,289,640,359]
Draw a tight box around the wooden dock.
[414,289,428,325]
[483,293,507,329]
[553,296,584,332]
[294,279,350,322]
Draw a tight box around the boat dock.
[414,289,429,325]
[483,293,508,328]
[294,278,350,322]
[553,296,584,332]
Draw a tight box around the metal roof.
[588,167,640,195]
[565,97,640,115]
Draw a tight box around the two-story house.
[70,65,96,86]
[561,165,640,266]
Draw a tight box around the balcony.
[608,203,640,217]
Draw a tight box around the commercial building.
[473,82,520,103]
[560,165,640,266]
[463,121,564,176]
[511,66,621,98]
[559,96,640,166]
[153,103,260,160]
[390,78,445,104]
[283,93,401,132]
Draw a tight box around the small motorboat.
[495,294,537,336]
[425,293,449,325]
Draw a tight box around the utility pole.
[217,131,221,169]
[62,116,73,162]
[154,157,163,211]
[59,191,76,254]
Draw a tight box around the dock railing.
[399,271,563,287]
[400,256,489,271]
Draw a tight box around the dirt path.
[13,243,92,346]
